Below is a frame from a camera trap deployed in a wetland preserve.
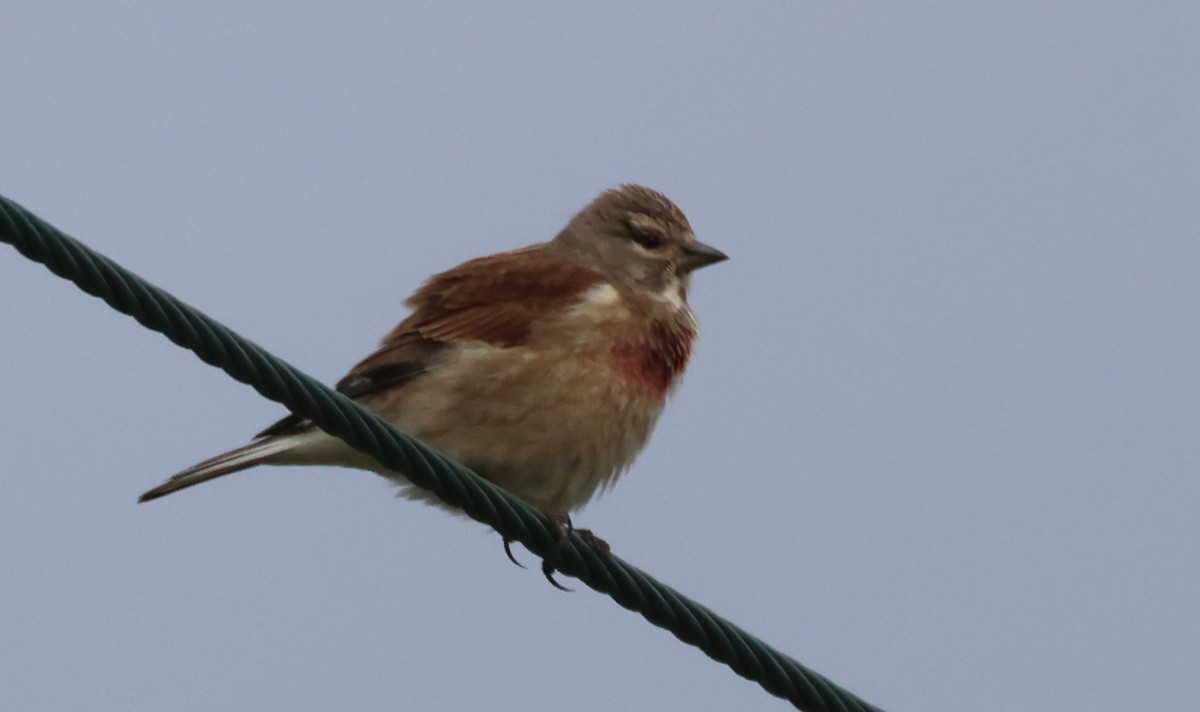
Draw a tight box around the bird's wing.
[255,245,603,438]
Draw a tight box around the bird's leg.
[500,508,610,591]
[560,513,611,553]
[539,511,611,592]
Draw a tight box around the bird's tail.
[138,436,300,502]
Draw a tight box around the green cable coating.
[0,193,883,712]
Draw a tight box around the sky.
[2,3,1198,711]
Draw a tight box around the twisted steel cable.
[0,193,883,712]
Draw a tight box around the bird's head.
[554,184,727,307]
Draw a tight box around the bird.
[139,184,726,584]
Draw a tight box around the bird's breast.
[563,282,697,398]
[373,282,698,512]
[609,326,694,398]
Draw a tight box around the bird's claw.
[540,514,611,592]
[541,559,573,592]
[500,512,610,592]
[502,537,527,569]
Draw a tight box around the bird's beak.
[680,240,729,272]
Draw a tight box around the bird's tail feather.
[138,436,298,502]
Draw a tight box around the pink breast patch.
[610,325,694,397]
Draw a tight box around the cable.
[0,192,883,712]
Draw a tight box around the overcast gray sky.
[3,4,1198,711]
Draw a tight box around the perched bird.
[139,184,726,581]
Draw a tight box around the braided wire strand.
[0,193,883,712]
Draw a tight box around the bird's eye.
[625,215,666,249]
[631,229,664,249]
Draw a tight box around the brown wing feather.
[254,337,435,439]
[256,245,603,438]
[400,245,603,345]
[341,244,604,398]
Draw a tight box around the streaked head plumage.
[553,184,727,301]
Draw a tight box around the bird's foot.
[540,513,610,592]
[501,511,609,592]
